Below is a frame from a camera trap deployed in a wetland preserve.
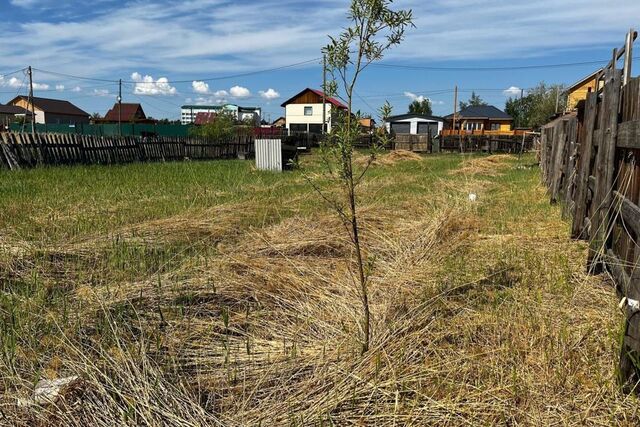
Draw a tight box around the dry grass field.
[0,152,637,426]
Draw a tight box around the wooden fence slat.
[589,68,623,270]
[572,92,599,239]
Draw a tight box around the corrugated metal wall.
[255,139,282,171]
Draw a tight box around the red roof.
[194,112,217,125]
[104,103,146,122]
[280,88,347,109]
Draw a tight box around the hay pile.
[453,154,514,176]
[355,149,422,167]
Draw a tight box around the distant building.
[272,116,286,128]
[280,88,347,134]
[384,114,444,135]
[238,106,261,124]
[100,102,155,123]
[8,96,90,125]
[0,104,31,129]
[444,105,513,133]
[359,117,376,134]
[565,70,602,112]
[180,104,261,125]
[194,112,217,125]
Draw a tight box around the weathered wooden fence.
[540,29,640,390]
[0,133,254,170]
[394,134,431,152]
[440,134,534,153]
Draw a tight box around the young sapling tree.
[310,0,413,354]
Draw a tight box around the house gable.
[281,88,347,109]
[103,103,147,122]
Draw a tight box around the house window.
[304,106,313,116]
[309,124,323,134]
[463,122,483,131]
[490,123,500,131]
[290,124,308,133]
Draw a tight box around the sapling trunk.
[315,0,413,354]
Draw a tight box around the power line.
[166,58,322,83]
[354,90,377,114]
[371,58,640,72]
[32,58,322,85]
[0,67,27,77]
[31,68,118,83]
[0,82,118,94]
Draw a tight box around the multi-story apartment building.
[180,104,261,125]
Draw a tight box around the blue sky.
[1,0,639,121]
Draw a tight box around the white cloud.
[131,72,177,96]
[55,84,65,91]
[9,0,41,7]
[503,86,524,97]
[189,82,229,99]
[193,96,227,105]
[229,85,251,98]
[259,88,280,100]
[93,89,110,97]
[0,76,49,90]
[4,77,23,88]
[192,80,210,94]
[71,86,82,92]
[404,91,427,103]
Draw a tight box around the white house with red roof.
[280,88,347,134]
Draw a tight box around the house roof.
[280,88,347,109]
[0,104,31,115]
[444,105,512,121]
[238,107,260,113]
[567,69,602,92]
[9,96,89,117]
[194,112,217,125]
[103,103,146,122]
[386,113,445,122]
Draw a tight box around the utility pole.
[453,85,463,152]
[452,85,458,135]
[117,79,122,136]
[322,54,327,134]
[28,66,36,135]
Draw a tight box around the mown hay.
[355,149,423,167]
[453,154,514,176]
[1,154,634,426]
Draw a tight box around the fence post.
[549,120,568,203]
[562,118,578,219]
[572,92,599,239]
[588,61,622,272]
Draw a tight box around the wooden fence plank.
[589,68,623,270]
[572,93,599,239]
